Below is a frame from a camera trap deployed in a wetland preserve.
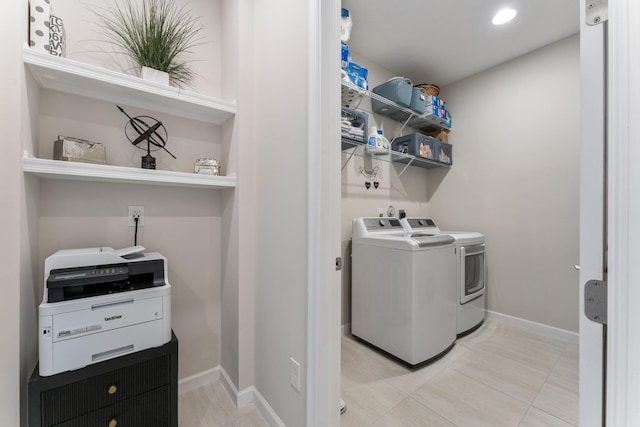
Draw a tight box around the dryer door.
[460,244,485,303]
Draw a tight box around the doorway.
[334,1,581,425]
[310,1,640,426]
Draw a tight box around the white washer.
[402,218,486,337]
[351,217,457,366]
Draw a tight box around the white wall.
[220,0,256,393]
[21,55,42,427]
[431,34,580,332]
[252,0,309,425]
[219,0,242,392]
[2,0,25,424]
[230,0,257,392]
[54,0,222,98]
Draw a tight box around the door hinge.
[584,279,607,324]
[335,257,342,271]
[585,0,608,26]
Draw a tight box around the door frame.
[579,0,605,424]
[606,0,640,424]
[306,0,342,426]
[306,0,640,425]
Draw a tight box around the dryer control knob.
[386,205,396,217]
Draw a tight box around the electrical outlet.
[128,206,145,227]
[289,357,301,392]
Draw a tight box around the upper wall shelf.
[23,155,237,190]
[341,81,450,133]
[23,46,236,125]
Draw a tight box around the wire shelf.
[341,81,451,133]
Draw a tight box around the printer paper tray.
[51,294,164,342]
[48,320,166,376]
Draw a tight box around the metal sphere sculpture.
[117,105,176,169]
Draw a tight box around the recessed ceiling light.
[492,8,517,25]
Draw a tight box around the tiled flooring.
[178,381,269,427]
[178,319,578,426]
[341,320,579,427]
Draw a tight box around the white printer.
[39,246,171,376]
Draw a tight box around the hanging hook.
[359,165,379,180]
[359,165,380,189]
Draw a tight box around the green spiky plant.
[94,0,203,88]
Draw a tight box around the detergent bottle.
[367,126,379,154]
[375,130,390,155]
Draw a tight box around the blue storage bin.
[409,86,427,114]
[372,99,405,118]
[391,133,438,161]
[389,110,411,121]
[341,106,368,148]
[436,141,453,165]
[385,87,427,121]
[371,77,413,110]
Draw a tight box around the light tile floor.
[341,319,579,427]
[178,319,578,426]
[178,381,269,427]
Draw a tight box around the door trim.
[579,0,606,424]
[606,0,640,424]
[306,0,341,425]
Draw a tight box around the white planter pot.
[141,66,170,85]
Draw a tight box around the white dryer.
[351,217,457,367]
[402,218,486,337]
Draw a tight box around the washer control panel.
[363,218,403,231]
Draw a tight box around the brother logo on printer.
[105,315,123,321]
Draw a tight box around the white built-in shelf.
[23,155,236,189]
[23,46,236,125]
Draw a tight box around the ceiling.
[341,0,580,87]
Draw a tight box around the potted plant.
[93,0,203,88]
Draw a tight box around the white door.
[581,1,640,425]
[578,1,605,424]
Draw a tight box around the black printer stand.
[28,331,178,427]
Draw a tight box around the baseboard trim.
[178,367,220,395]
[218,367,286,427]
[341,323,351,336]
[219,367,240,405]
[344,313,578,344]
[247,387,287,427]
[487,310,579,343]
[236,385,254,407]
